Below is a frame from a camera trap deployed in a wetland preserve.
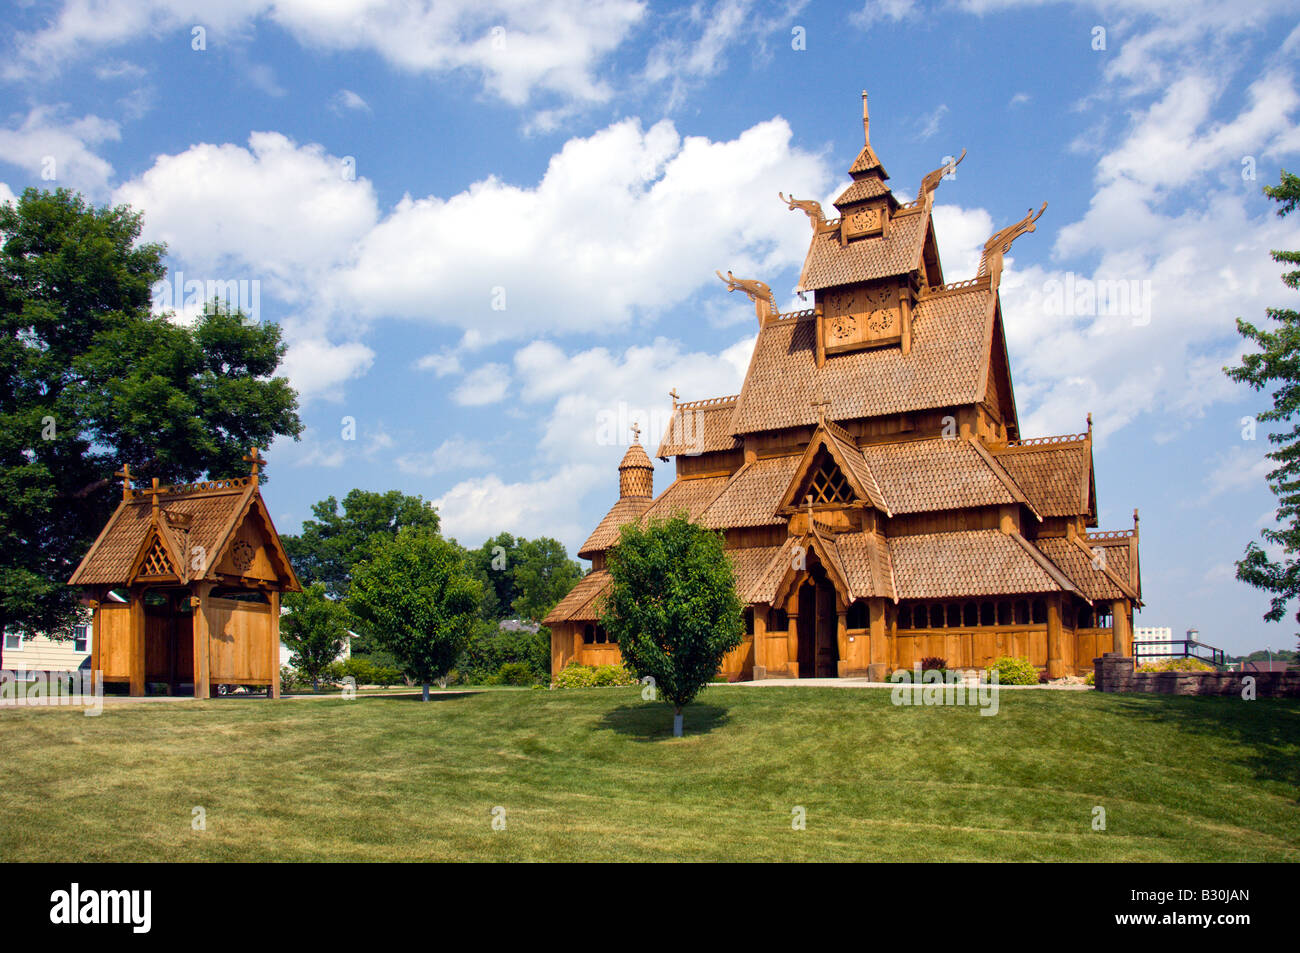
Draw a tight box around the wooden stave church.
[545,93,1141,682]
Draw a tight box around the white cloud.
[6,0,646,106]
[333,89,370,113]
[453,363,511,406]
[396,438,494,477]
[329,116,831,340]
[432,464,603,546]
[277,332,375,404]
[0,182,15,206]
[0,106,120,197]
[415,350,463,376]
[915,103,948,141]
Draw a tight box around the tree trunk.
[673,706,683,737]
[422,682,430,702]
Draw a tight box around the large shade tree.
[1225,170,1300,647]
[280,582,352,691]
[600,513,744,736]
[347,529,481,700]
[281,488,440,601]
[0,188,301,666]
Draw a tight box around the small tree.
[600,513,744,736]
[280,583,350,691]
[347,529,481,700]
[1224,169,1300,647]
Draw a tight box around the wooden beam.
[1046,596,1063,679]
[268,589,281,699]
[129,587,145,697]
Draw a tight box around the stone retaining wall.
[1093,653,1300,697]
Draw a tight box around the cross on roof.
[668,387,679,406]
[115,463,133,501]
[243,446,266,476]
[630,422,641,444]
[810,388,831,426]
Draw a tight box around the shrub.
[1084,670,1095,686]
[1137,657,1217,673]
[280,666,301,693]
[919,656,947,672]
[340,655,404,687]
[495,661,536,686]
[551,662,638,688]
[986,655,1039,685]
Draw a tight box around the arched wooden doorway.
[796,564,839,678]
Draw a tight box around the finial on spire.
[630,421,641,444]
[669,388,679,407]
[115,463,133,501]
[861,89,870,146]
[810,384,831,426]
[1087,412,1093,437]
[150,477,160,519]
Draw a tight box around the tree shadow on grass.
[366,690,482,704]
[598,702,730,741]
[1106,694,1300,799]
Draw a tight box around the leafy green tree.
[347,529,481,700]
[281,488,441,600]
[467,532,520,620]
[1225,170,1300,647]
[511,536,581,623]
[0,188,301,666]
[600,513,743,736]
[281,583,351,690]
[455,618,550,683]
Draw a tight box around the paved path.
[716,677,1090,691]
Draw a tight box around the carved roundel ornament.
[231,538,256,572]
[867,308,893,333]
[829,313,857,343]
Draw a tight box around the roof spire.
[630,421,641,444]
[243,446,266,485]
[862,90,870,147]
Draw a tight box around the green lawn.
[2,686,1297,861]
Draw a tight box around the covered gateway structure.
[68,449,300,697]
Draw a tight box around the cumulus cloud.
[452,363,511,406]
[432,464,603,547]
[0,106,120,197]
[396,437,494,477]
[6,0,646,106]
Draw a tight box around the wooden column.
[89,596,102,696]
[752,606,768,679]
[128,587,146,697]
[868,598,888,681]
[268,589,281,699]
[1112,599,1132,655]
[192,582,212,699]
[1046,596,1063,679]
[835,608,849,677]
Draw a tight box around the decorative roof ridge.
[1011,532,1084,597]
[676,394,738,410]
[919,276,992,300]
[1082,529,1134,542]
[999,432,1089,451]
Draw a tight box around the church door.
[796,581,816,677]
[815,579,839,677]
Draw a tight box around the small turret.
[618,423,654,500]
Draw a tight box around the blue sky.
[3,0,1300,655]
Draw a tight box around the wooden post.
[268,589,281,699]
[835,608,849,676]
[752,606,768,679]
[1112,599,1132,656]
[1046,596,1063,679]
[128,587,145,697]
[868,598,888,681]
[89,595,103,696]
[192,582,212,699]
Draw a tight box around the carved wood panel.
[821,281,901,350]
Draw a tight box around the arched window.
[980,602,995,626]
[930,604,946,628]
[595,626,607,644]
[964,602,978,627]
[847,601,868,629]
[1078,606,1093,628]
[772,609,789,632]
[997,601,1012,626]
[743,608,755,636]
[1014,600,1029,625]
[1031,599,1047,625]
[898,605,912,630]
[582,624,595,644]
[947,604,961,628]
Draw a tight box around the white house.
[2,606,98,679]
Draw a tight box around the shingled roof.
[543,569,611,625]
[1035,534,1139,603]
[656,397,742,458]
[69,478,298,590]
[797,208,928,291]
[578,497,654,560]
[638,474,730,526]
[730,285,993,435]
[888,530,1080,599]
[700,455,801,529]
[861,438,1015,515]
[993,438,1094,518]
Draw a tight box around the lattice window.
[805,455,854,505]
[140,535,174,576]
